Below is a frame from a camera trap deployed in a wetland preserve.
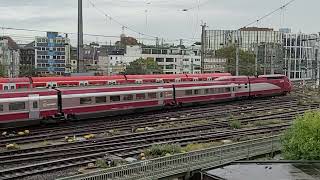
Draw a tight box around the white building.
[0,36,20,77]
[103,45,202,75]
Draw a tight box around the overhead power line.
[204,0,298,40]
[242,0,296,28]
[86,0,159,39]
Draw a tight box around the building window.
[95,96,107,104]
[156,58,164,62]
[80,97,92,104]
[9,102,26,111]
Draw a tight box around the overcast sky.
[0,0,319,45]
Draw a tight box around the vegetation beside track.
[282,110,320,160]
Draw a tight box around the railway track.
[0,123,290,180]
[0,96,301,146]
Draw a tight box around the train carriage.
[0,74,292,127]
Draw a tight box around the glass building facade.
[283,33,320,79]
[204,28,283,75]
[204,28,320,79]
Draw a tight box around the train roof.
[186,73,231,78]
[0,77,30,83]
[125,74,187,79]
[30,75,126,82]
[258,74,286,78]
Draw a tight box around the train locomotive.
[0,74,292,127]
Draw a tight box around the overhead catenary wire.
[86,0,159,39]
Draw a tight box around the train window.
[4,86,8,90]
[267,77,283,80]
[33,101,38,109]
[148,93,157,99]
[194,89,200,95]
[210,89,216,94]
[165,92,173,98]
[204,89,209,94]
[0,104,3,112]
[226,87,231,92]
[136,93,146,100]
[185,90,193,95]
[110,96,120,102]
[9,102,26,111]
[95,96,107,104]
[10,86,15,90]
[80,97,92,105]
[123,94,133,101]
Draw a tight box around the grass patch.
[144,144,182,158]
[229,120,241,129]
[182,142,223,152]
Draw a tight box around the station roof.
[205,163,320,180]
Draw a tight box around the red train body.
[0,74,292,127]
[0,73,231,90]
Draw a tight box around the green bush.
[282,111,320,160]
[144,144,182,158]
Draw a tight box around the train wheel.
[67,114,78,121]
[41,117,57,124]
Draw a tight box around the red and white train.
[0,73,231,90]
[0,74,292,127]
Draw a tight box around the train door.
[231,83,236,98]
[29,94,40,119]
[158,87,164,105]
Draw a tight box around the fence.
[58,135,282,180]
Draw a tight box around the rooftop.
[205,163,320,180]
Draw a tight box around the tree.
[215,46,261,76]
[282,111,320,160]
[19,65,37,77]
[0,63,6,77]
[124,58,163,75]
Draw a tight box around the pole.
[201,23,206,74]
[264,44,267,75]
[317,33,320,87]
[77,0,84,73]
[255,31,259,76]
[271,42,275,74]
[236,31,240,76]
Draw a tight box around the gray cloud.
[0,0,319,46]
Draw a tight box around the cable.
[242,0,296,28]
[204,0,297,41]
[86,0,159,39]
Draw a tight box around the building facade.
[283,33,320,79]
[19,42,36,77]
[141,45,202,74]
[34,32,70,76]
[205,27,284,75]
[0,36,20,77]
